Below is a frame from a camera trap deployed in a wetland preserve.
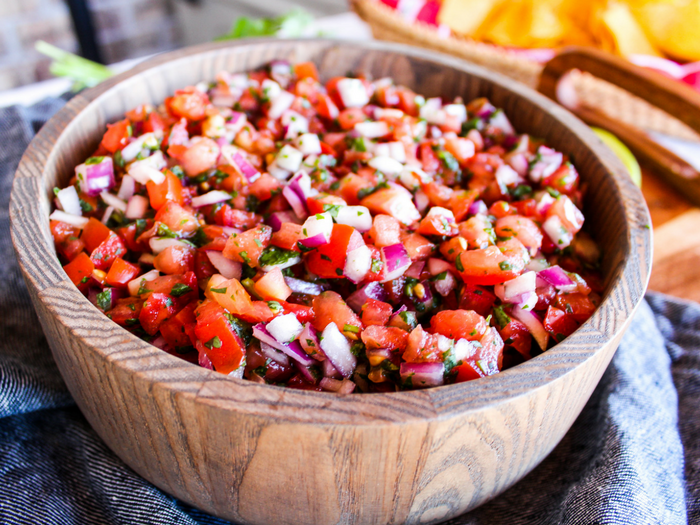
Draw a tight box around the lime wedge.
[591,127,642,187]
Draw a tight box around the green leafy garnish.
[216,9,314,40]
[96,289,112,311]
[35,41,113,90]
[170,283,193,297]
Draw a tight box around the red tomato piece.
[105,257,140,287]
[63,252,95,290]
[311,291,362,336]
[305,224,364,279]
[456,239,528,286]
[248,173,280,202]
[402,325,442,363]
[100,119,131,153]
[90,232,127,271]
[159,302,197,348]
[498,319,532,358]
[80,217,111,253]
[254,268,292,301]
[279,301,315,324]
[139,292,178,335]
[107,297,143,327]
[167,89,210,121]
[554,293,596,323]
[361,298,393,326]
[361,325,409,351]
[222,225,272,268]
[154,244,196,275]
[544,306,580,342]
[430,310,488,341]
[270,223,302,252]
[146,170,184,210]
[459,284,497,317]
[365,214,401,247]
[294,61,319,81]
[402,232,435,261]
[194,299,246,374]
[213,204,262,230]
[338,108,366,130]
[154,201,200,235]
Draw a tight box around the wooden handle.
[538,46,700,205]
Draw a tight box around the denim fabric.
[1,99,697,524]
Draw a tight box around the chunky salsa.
[50,61,602,393]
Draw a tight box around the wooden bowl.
[10,39,652,525]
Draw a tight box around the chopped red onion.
[320,377,356,394]
[100,191,127,213]
[346,282,388,313]
[267,211,302,232]
[282,110,309,139]
[76,156,115,196]
[138,253,155,266]
[494,271,536,302]
[121,132,159,163]
[414,190,430,213]
[252,324,314,366]
[419,97,445,124]
[282,185,308,219]
[368,155,404,175]
[488,110,515,135]
[299,212,333,248]
[269,60,293,88]
[405,261,425,279]
[125,195,149,219]
[507,153,529,177]
[284,277,325,296]
[295,362,320,384]
[206,251,242,280]
[514,291,538,311]
[433,271,456,296]
[199,352,214,370]
[511,305,550,350]
[101,206,114,224]
[287,171,317,201]
[299,323,323,360]
[260,341,290,366]
[320,322,356,378]
[380,243,411,282]
[127,269,159,296]
[537,265,578,293]
[149,237,192,255]
[128,152,166,185]
[468,200,488,216]
[400,362,445,388]
[428,257,454,276]
[322,358,341,379]
[295,133,322,155]
[529,146,563,182]
[230,149,260,182]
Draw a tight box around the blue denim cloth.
[1,99,697,524]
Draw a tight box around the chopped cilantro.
[156,223,178,238]
[96,289,112,311]
[343,324,360,334]
[204,336,222,350]
[258,246,299,268]
[239,251,251,264]
[455,255,464,272]
[170,283,193,297]
[322,204,342,218]
[493,306,510,329]
[498,261,514,271]
[210,287,227,294]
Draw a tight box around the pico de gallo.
[50,60,602,393]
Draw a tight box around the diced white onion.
[127,269,159,296]
[268,90,295,120]
[282,110,309,139]
[100,191,127,212]
[444,103,467,123]
[128,151,166,185]
[374,107,404,120]
[121,132,159,163]
[191,190,232,208]
[125,195,150,219]
[543,215,573,248]
[368,156,404,175]
[295,133,321,155]
[355,121,389,139]
[101,206,114,224]
[276,145,303,172]
[261,79,282,102]
[56,186,82,216]
[206,251,242,280]
[344,245,372,283]
[49,210,89,228]
[117,175,135,201]
[301,212,333,243]
[419,98,445,125]
[337,78,369,108]
[267,313,304,345]
[149,237,191,255]
[335,205,373,232]
[495,164,520,186]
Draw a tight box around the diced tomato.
[270,222,302,252]
[51,220,85,261]
[306,193,347,215]
[147,170,184,210]
[430,310,488,341]
[543,306,580,343]
[361,325,409,351]
[419,142,440,173]
[116,221,151,253]
[100,119,131,153]
[543,162,579,195]
[363,244,385,282]
[554,293,596,323]
[418,209,458,237]
[168,137,219,177]
[305,224,364,279]
[159,302,197,348]
[312,291,362,336]
[51,220,80,244]
[402,232,435,261]
[63,252,94,290]
[294,61,319,81]
[338,108,366,130]
[474,327,505,370]
[154,244,196,275]
[365,214,401,247]
[194,299,246,373]
[396,87,419,116]
[361,298,393,326]
[105,257,140,287]
[222,225,272,268]
[422,182,453,208]
[154,201,199,235]
[494,215,543,254]
[248,173,280,201]
[449,189,478,222]
[498,319,532,358]
[90,231,127,271]
[315,94,340,120]
[454,361,489,382]
[402,325,442,363]
[143,111,166,134]
[81,218,111,253]
[338,173,375,205]
[139,292,178,335]
[459,284,497,317]
[167,89,209,121]
[213,204,262,230]
[254,268,292,301]
[456,239,528,285]
[279,301,315,324]
[360,185,420,226]
[107,297,142,327]
[459,215,494,250]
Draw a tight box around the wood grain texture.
[538,46,700,206]
[9,39,652,524]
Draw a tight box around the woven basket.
[351,0,699,142]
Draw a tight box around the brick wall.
[0,0,180,90]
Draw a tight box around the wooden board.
[644,168,700,302]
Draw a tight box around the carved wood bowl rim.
[10,38,652,427]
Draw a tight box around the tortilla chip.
[593,1,661,56]
[632,0,700,61]
[437,0,503,36]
